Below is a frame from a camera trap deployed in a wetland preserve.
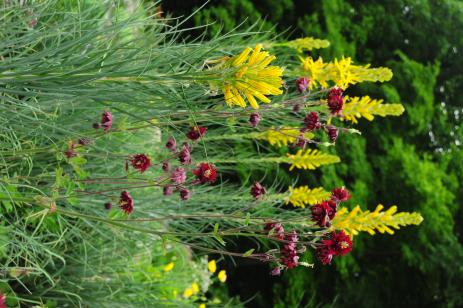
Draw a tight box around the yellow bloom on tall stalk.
[286,149,340,171]
[256,128,314,147]
[332,204,423,236]
[342,96,405,124]
[286,186,331,208]
[163,262,174,272]
[300,56,393,89]
[214,44,284,109]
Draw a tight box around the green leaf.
[243,248,255,257]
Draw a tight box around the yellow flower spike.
[183,288,193,298]
[300,56,393,89]
[254,127,314,148]
[191,282,200,294]
[163,262,174,272]
[218,270,227,283]
[210,44,284,109]
[283,37,330,53]
[286,186,331,208]
[286,149,340,171]
[332,204,424,236]
[342,96,405,123]
[199,304,206,308]
[208,260,217,273]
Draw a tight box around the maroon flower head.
[311,200,337,227]
[327,87,344,115]
[330,230,353,256]
[92,123,100,129]
[249,112,261,128]
[171,167,187,184]
[64,142,76,158]
[251,182,266,199]
[119,190,134,214]
[264,222,285,240]
[281,231,300,269]
[186,126,206,141]
[292,103,301,113]
[178,144,191,165]
[303,112,321,131]
[101,111,113,132]
[296,77,310,93]
[130,154,151,173]
[165,136,177,152]
[0,293,6,308]
[270,266,281,276]
[104,202,112,210]
[327,126,339,142]
[193,163,217,184]
[163,185,174,196]
[179,188,191,200]
[331,187,351,202]
[78,138,90,146]
[316,246,334,265]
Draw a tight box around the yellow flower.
[342,96,405,124]
[286,149,340,171]
[163,262,174,272]
[183,288,193,298]
[207,260,217,273]
[199,304,206,308]
[218,270,227,283]
[213,44,284,109]
[255,127,314,148]
[300,56,393,89]
[191,282,200,294]
[332,204,423,236]
[283,37,330,53]
[286,186,331,208]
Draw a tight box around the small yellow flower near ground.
[183,288,193,298]
[218,270,227,283]
[163,262,174,272]
[207,260,217,273]
[191,282,200,294]
[199,304,206,308]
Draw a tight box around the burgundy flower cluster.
[161,126,218,201]
[251,182,266,199]
[264,222,285,240]
[316,230,353,265]
[93,111,113,132]
[311,187,351,228]
[280,231,300,269]
[327,87,344,116]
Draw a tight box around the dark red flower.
[179,188,191,200]
[292,103,301,113]
[264,222,285,240]
[162,161,170,172]
[104,202,112,210]
[163,185,174,196]
[64,142,76,158]
[171,167,187,184]
[78,138,90,146]
[129,154,151,173]
[178,144,191,165]
[249,112,261,128]
[329,230,353,256]
[251,182,266,199]
[0,293,6,308]
[193,163,217,184]
[327,125,339,142]
[165,136,176,152]
[92,123,100,129]
[296,77,310,93]
[101,111,113,132]
[186,126,206,141]
[327,87,344,115]
[316,246,334,265]
[303,112,321,131]
[281,231,299,269]
[331,187,351,202]
[270,266,281,276]
[311,200,337,227]
[119,190,134,214]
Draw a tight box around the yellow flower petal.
[208,260,217,273]
[218,270,227,283]
[183,288,193,298]
[191,282,200,293]
[163,262,174,272]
